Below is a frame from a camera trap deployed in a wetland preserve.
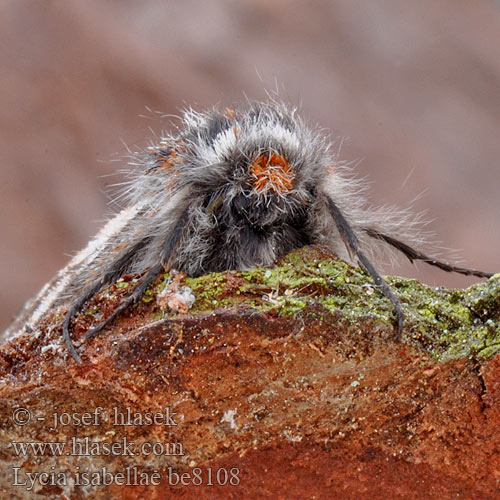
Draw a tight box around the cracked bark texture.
[0,247,499,499]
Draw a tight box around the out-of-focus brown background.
[1,0,499,332]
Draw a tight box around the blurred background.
[1,0,499,331]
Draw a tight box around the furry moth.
[3,101,494,363]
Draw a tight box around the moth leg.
[326,198,404,340]
[364,228,494,279]
[62,238,151,363]
[84,263,164,340]
[83,208,190,342]
[62,283,104,363]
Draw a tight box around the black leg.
[326,198,404,340]
[62,238,151,363]
[364,228,494,279]
[62,284,103,363]
[84,263,164,340]
[82,209,190,341]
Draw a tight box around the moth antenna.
[364,228,494,279]
[82,208,190,347]
[326,198,404,340]
[62,238,151,363]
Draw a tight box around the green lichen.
[179,248,500,362]
[186,273,227,298]
[141,288,155,303]
[86,247,497,362]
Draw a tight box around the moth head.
[248,151,295,196]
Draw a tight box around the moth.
[4,101,493,363]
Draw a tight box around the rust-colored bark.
[1,249,499,499]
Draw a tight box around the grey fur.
[2,100,493,359]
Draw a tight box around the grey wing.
[1,204,145,343]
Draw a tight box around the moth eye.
[249,152,295,194]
